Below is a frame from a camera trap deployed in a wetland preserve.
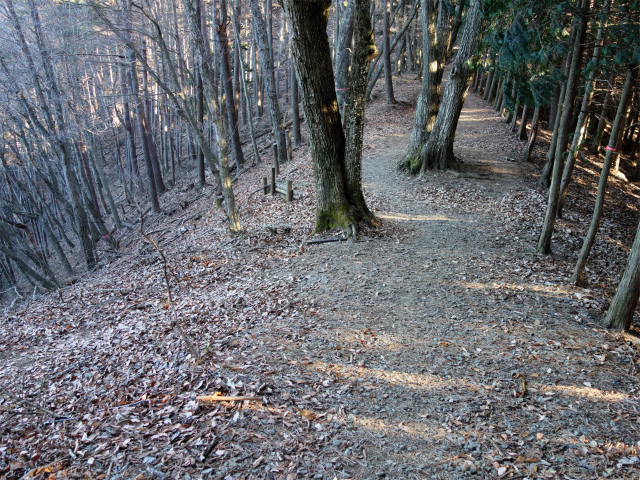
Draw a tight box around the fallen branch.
[305,237,346,245]
[197,395,263,403]
[0,387,60,419]
[140,211,200,361]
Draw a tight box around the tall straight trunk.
[87,133,122,230]
[196,67,206,187]
[171,0,186,89]
[483,54,497,100]
[291,61,302,145]
[476,52,491,93]
[606,217,640,330]
[365,0,419,100]
[249,0,287,165]
[487,68,501,104]
[233,0,246,125]
[334,0,357,109]
[539,82,567,187]
[215,0,245,169]
[494,75,505,112]
[401,0,483,173]
[613,96,634,172]
[593,74,616,152]
[510,98,520,132]
[282,0,373,232]
[518,105,530,140]
[536,0,588,254]
[523,106,541,161]
[77,138,101,216]
[184,0,241,232]
[128,53,161,212]
[402,0,450,164]
[572,68,635,285]
[504,83,517,123]
[232,30,261,164]
[344,0,378,223]
[558,1,609,215]
[383,0,396,103]
[118,62,141,187]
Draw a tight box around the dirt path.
[252,91,640,479]
[2,86,639,480]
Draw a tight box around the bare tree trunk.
[401,0,450,165]
[593,74,616,152]
[87,133,122,230]
[233,0,246,125]
[400,0,483,173]
[282,0,373,232]
[572,68,635,285]
[606,217,640,330]
[128,51,161,212]
[557,1,609,215]
[291,59,302,146]
[344,0,379,224]
[196,66,206,187]
[215,0,245,169]
[536,0,588,254]
[249,0,287,165]
[539,81,566,187]
[523,106,541,162]
[232,27,261,165]
[383,0,396,104]
[183,0,241,232]
[334,0,356,109]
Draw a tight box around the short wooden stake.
[286,180,293,202]
[272,143,279,175]
[271,167,276,196]
[262,176,268,194]
[286,129,293,163]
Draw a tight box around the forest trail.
[248,89,640,479]
[2,85,640,480]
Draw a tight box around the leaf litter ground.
[2,77,640,480]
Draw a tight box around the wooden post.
[285,129,293,163]
[263,176,268,194]
[286,180,293,202]
[271,167,276,196]
[273,143,279,174]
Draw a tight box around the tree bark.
[401,0,451,165]
[282,0,373,232]
[572,68,636,285]
[291,60,302,146]
[557,1,609,216]
[535,0,588,254]
[249,0,287,165]
[334,0,356,110]
[400,0,483,173]
[183,0,241,232]
[523,106,541,162]
[215,0,245,169]
[606,217,640,330]
[383,0,396,104]
[344,0,379,225]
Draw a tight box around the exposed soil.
[2,77,640,480]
